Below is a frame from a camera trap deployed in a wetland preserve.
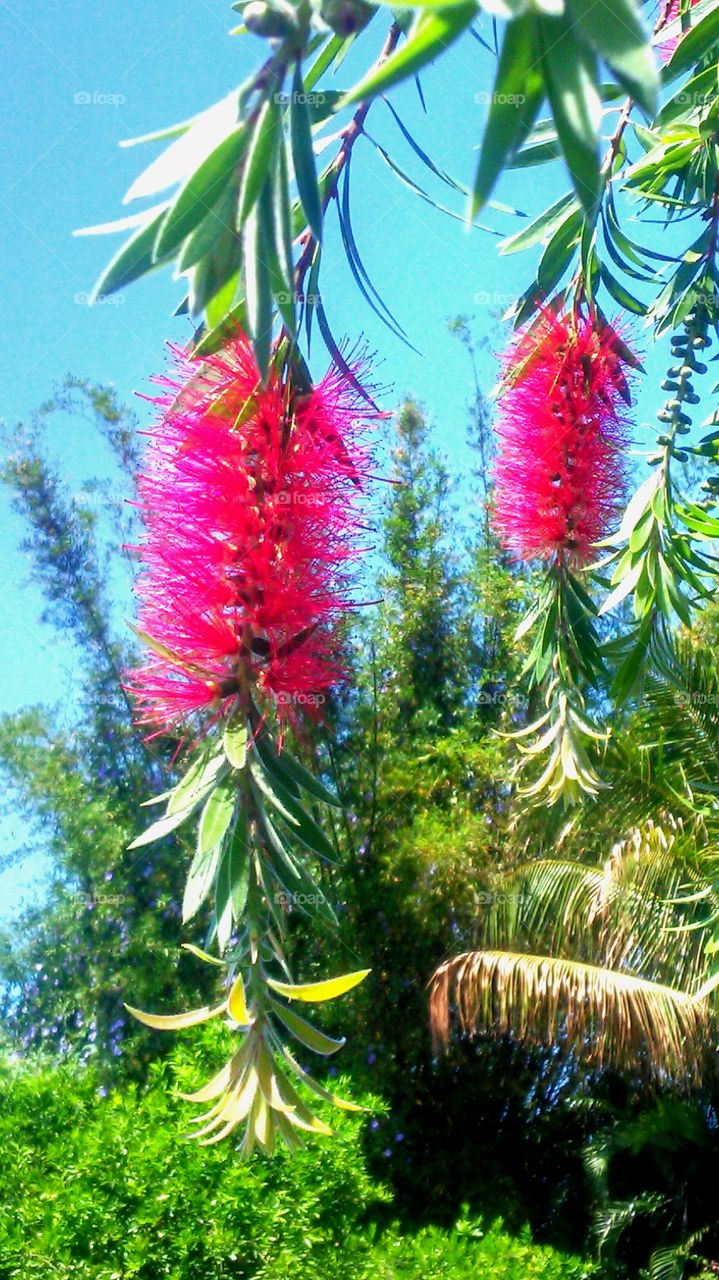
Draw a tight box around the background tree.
[0,379,211,1078]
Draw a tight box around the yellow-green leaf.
[266,968,370,1002]
[227,973,251,1025]
[124,1001,224,1031]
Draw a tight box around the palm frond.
[482,824,718,995]
[429,949,711,1082]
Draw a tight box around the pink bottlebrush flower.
[128,333,379,731]
[492,308,634,565]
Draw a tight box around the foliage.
[0,381,209,1077]
[0,1045,595,1280]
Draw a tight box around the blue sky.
[0,0,673,914]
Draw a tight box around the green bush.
[0,1044,595,1279]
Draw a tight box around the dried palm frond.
[429,949,711,1083]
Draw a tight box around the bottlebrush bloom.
[128,333,379,731]
[492,308,633,565]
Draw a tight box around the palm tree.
[430,637,719,1085]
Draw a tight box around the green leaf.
[167,745,226,817]
[500,191,578,255]
[536,207,583,293]
[228,807,251,917]
[665,0,719,80]
[176,181,239,272]
[244,202,274,380]
[198,776,238,855]
[214,807,249,948]
[290,62,324,243]
[237,97,280,229]
[570,0,657,116]
[268,998,347,1054]
[192,298,249,358]
[471,14,544,215]
[183,841,223,924]
[127,803,196,850]
[539,12,602,216]
[223,716,248,770]
[90,207,171,300]
[269,747,341,808]
[340,2,478,109]
[123,87,242,202]
[600,263,647,314]
[155,123,248,258]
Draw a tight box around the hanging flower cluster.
[129,333,378,732]
[492,308,633,565]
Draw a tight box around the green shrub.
[0,1045,595,1279]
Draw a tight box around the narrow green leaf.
[665,0,719,80]
[183,843,223,924]
[268,998,347,1054]
[540,12,602,216]
[600,263,648,314]
[155,123,248,257]
[290,61,324,243]
[237,97,280,229]
[223,716,248,770]
[471,14,543,215]
[124,87,242,202]
[90,207,171,300]
[228,807,251,917]
[198,776,238,855]
[244,202,274,380]
[570,0,657,116]
[127,803,195,850]
[500,191,578,255]
[177,181,239,273]
[340,2,478,109]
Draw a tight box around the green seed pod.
[320,0,374,35]
[244,0,297,37]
